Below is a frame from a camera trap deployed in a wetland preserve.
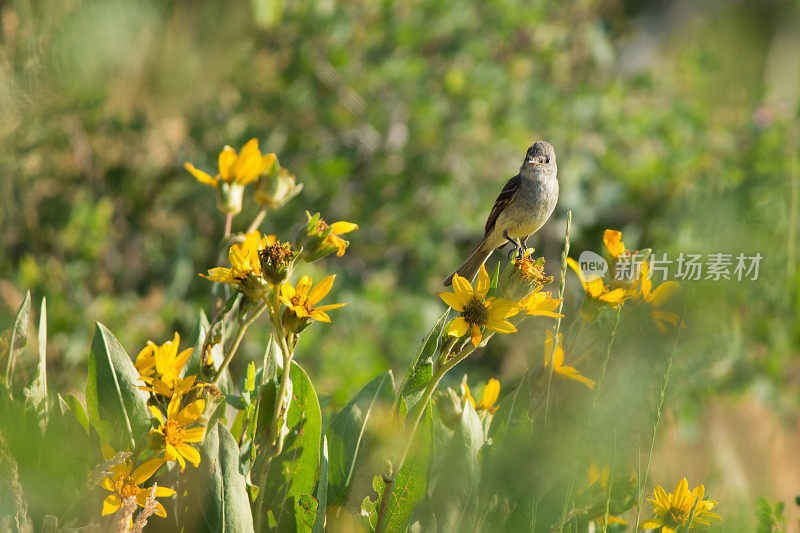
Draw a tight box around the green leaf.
[325,371,395,505]
[181,421,255,533]
[429,401,485,530]
[312,436,329,533]
[258,361,322,532]
[398,310,449,415]
[295,494,318,533]
[24,298,47,417]
[365,406,432,532]
[4,290,31,387]
[84,323,150,449]
[62,394,91,435]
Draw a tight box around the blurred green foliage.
[1,0,799,527]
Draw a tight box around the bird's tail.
[443,238,494,286]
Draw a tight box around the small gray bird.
[443,141,559,286]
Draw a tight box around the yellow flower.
[437,264,520,347]
[544,331,596,389]
[99,445,174,518]
[202,231,270,301]
[603,229,626,258]
[295,212,358,261]
[135,333,194,399]
[640,478,721,532]
[149,396,206,472]
[567,257,627,322]
[586,464,628,525]
[185,138,274,188]
[517,286,563,318]
[280,275,347,332]
[632,261,681,333]
[463,378,501,414]
[567,258,626,306]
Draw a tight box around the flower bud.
[281,307,312,334]
[217,182,246,215]
[435,388,464,430]
[259,239,296,285]
[254,159,303,209]
[499,250,553,301]
[293,212,355,262]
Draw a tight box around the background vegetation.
[1,0,799,530]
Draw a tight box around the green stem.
[633,309,684,530]
[224,212,233,238]
[212,302,267,385]
[375,344,475,533]
[254,291,295,532]
[246,208,268,234]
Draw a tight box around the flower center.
[462,299,488,326]
[113,474,139,498]
[164,419,185,447]
[260,242,295,268]
[665,507,687,526]
[290,296,302,307]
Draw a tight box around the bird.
[443,141,559,286]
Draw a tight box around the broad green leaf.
[429,401,485,530]
[84,323,150,449]
[325,371,395,505]
[398,310,449,415]
[258,361,321,532]
[62,394,91,435]
[24,298,47,417]
[365,406,432,532]
[312,436,329,533]
[4,290,31,386]
[180,421,255,533]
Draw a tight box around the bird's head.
[521,141,557,177]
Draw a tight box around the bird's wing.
[484,174,521,235]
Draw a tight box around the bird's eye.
[545,157,550,164]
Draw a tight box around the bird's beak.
[527,159,542,165]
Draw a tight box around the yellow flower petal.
[308,275,335,305]
[176,443,201,467]
[309,310,332,322]
[485,318,517,334]
[474,264,490,300]
[470,324,482,347]
[329,221,358,234]
[437,291,467,312]
[149,406,165,425]
[182,427,206,443]
[603,229,625,258]
[185,163,218,187]
[649,281,680,307]
[639,518,663,529]
[477,379,500,410]
[451,273,474,301]
[102,494,122,516]
[176,399,205,427]
[218,145,237,181]
[295,276,314,299]
[448,317,469,337]
[131,457,164,485]
[314,303,347,313]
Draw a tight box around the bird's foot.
[503,231,521,259]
